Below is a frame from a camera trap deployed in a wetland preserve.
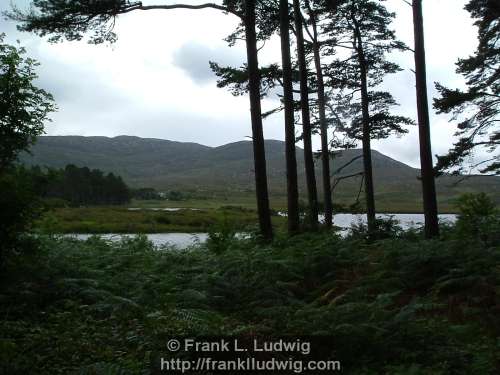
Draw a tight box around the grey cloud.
[0,34,134,114]
[34,57,132,111]
[1,18,19,37]
[47,105,253,147]
[172,41,246,84]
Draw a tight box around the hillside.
[20,135,500,211]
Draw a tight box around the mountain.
[20,135,500,211]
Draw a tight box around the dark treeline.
[131,187,161,200]
[30,164,130,206]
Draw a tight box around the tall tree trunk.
[306,0,333,228]
[293,0,319,229]
[279,0,300,234]
[244,0,273,240]
[354,23,376,234]
[412,0,439,238]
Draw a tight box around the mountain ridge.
[19,135,500,209]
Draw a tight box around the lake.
[68,213,457,249]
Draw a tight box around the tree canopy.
[6,1,244,44]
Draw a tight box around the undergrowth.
[0,218,499,374]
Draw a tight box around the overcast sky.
[1,0,478,168]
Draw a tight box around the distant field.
[129,195,464,213]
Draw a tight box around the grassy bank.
[1,222,499,374]
[36,206,287,234]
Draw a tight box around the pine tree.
[304,0,334,228]
[293,0,319,229]
[243,0,273,239]
[279,0,300,234]
[322,0,412,234]
[434,0,499,176]
[412,0,439,238]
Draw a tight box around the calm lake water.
[127,207,201,211]
[71,232,209,249]
[68,213,457,249]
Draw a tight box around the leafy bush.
[0,34,55,171]
[0,35,54,265]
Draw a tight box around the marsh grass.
[35,206,286,234]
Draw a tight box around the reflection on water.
[67,213,457,249]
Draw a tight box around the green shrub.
[206,214,237,254]
[348,215,404,240]
[454,193,500,246]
